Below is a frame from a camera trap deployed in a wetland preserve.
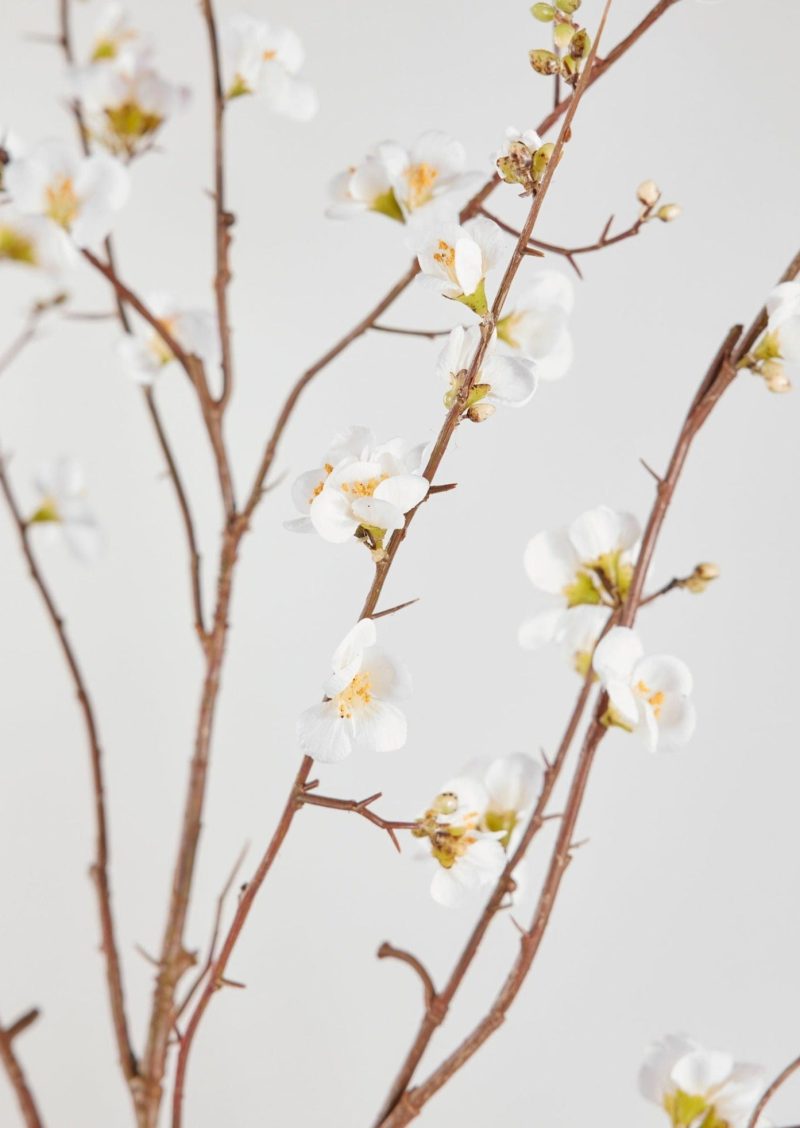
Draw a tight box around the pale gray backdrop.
[1,0,798,1125]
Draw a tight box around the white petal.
[671,1050,734,1097]
[430,865,468,907]
[606,679,640,728]
[373,473,429,514]
[485,753,543,813]
[453,236,483,297]
[291,467,328,515]
[364,648,412,700]
[523,528,580,594]
[569,505,640,561]
[533,331,574,382]
[331,618,376,673]
[655,697,696,751]
[351,699,407,754]
[518,607,566,649]
[638,1034,701,1103]
[592,626,643,683]
[350,496,405,532]
[484,354,537,406]
[296,701,354,763]
[309,488,358,543]
[634,654,693,697]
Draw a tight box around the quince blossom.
[463,753,544,846]
[296,619,410,763]
[29,457,100,563]
[640,1034,767,1128]
[327,131,475,223]
[5,139,129,257]
[414,215,504,316]
[222,14,317,120]
[593,627,695,752]
[519,506,640,667]
[436,325,537,415]
[495,126,549,195]
[750,281,800,393]
[286,428,429,551]
[71,47,190,159]
[117,293,219,384]
[88,3,141,62]
[497,272,575,381]
[0,210,71,275]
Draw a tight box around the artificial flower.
[296,618,410,763]
[387,131,473,217]
[5,139,129,255]
[414,215,504,315]
[326,145,404,222]
[497,272,575,381]
[436,324,537,414]
[71,47,189,159]
[593,626,695,752]
[495,125,547,194]
[222,13,317,120]
[287,428,429,550]
[639,1034,767,1128]
[28,457,101,563]
[463,752,544,846]
[414,777,506,907]
[117,293,219,384]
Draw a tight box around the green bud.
[553,21,575,50]
[561,54,579,78]
[529,48,561,76]
[656,202,682,222]
[433,792,459,816]
[530,2,555,20]
[556,0,581,12]
[532,141,555,180]
[569,28,591,58]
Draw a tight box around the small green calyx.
[496,313,519,348]
[563,570,602,608]
[91,39,118,60]
[29,500,60,525]
[754,330,782,362]
[600,704,634,733]
[355,523,386,552]
[0,226,37,266]
[531,2,556,20]
[455,277,488,316]
[226,76,252,100]
[485,809,517,849]
[370,189,405,223]
[104,103,163,155]
[573,649,593,678]
[663,1091,714,1128]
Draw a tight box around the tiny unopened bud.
[433,792,459,816]
[529,48,561,75]
[682,561,721,594]
[569,28,591,58]
[531,2,556,20]
[637,179,661,208]
[532,141,555,181]
[557,0,582,12]
[762,359,792,394]
[467,401,496,423]
[695,562,721,582]
[656,202,682,222]
[553,21,575,50]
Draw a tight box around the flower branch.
[0,1006,43,1128]
[297,785,418,853]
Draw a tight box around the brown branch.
[0,1009,44,1128]
[372,598,420,620]
[297,787,418,853]
[376,250,800,1126]
[371,324,451,340]
[378,945,437,1011]
[170,8,617,1122]
[199,0,235,408]
[0,456,138,1092]
[747,1053,800,1128]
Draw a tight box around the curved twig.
[378,945,437,1011]
[747,1053,800,1128]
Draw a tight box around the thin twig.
[747,1053,800,1128]
[0,457,138,1089]
[297,788,418,853]
[0,1009,43,1128]
[371,324,451,340]
[372,598,420,620]
[378,945,437,1011]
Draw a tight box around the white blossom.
[5,139,129,256]
[436,325,537,412]
[71,47,190,159]
[497,272,575,381]
[326,144,405,222]
[296,619,410,763]
[494,125,545,193]
[88,3,142,62]
[287,428,429,549]
[639,1034,768,1128]
[0,210,72,275]
[29,457,100,563]
[414,216,505,314]
[593,627,695,752]
[222,13,317,120]
[519,506,640,668]
[117,293,219,384]
[463,752,544,844]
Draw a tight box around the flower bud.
[762,359,792,394]
[695,562,721,582]
[656,203,682,222]
[553,22,575,50]
[531,2,556,20]
[529,48,561,75]
[433,792,459,816]
[532,141,555,181]
[467,401,496,423]
[637,179,661,208]
[557,0,582,12]
[569,28,591,58]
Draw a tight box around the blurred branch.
[0,1008,43,1128]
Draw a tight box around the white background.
[1,0,799,1125]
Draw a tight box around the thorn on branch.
[372,597,420,620]
[428,482,458,495]
[298,789,417,852]
[5,1010,40,1042]
[639,457,663,484]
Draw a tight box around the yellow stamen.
[405,162,439,210]
[635,680,665,718]
[340,474,387,499]
[336,671,372,719]
[45,176,80,229]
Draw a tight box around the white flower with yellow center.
[326,145,405,222]
[29,457,101,563]
[296,619,410,763]
[497,272,575,381]
[414,216,505,315]
[436,325,537,413]
[520,506,640,664]
[414,778,506,908]
[71,47,190,159]
[0,210,71,275]
[222,13,317,120]
[463,752,544,847]
[5,139,129,256]
[117,292,219,384]
[384,131,474,218]
[639,1034,768,1128]
[593,627,695,752]
[294,432,429,548]
[752,280,800,392]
